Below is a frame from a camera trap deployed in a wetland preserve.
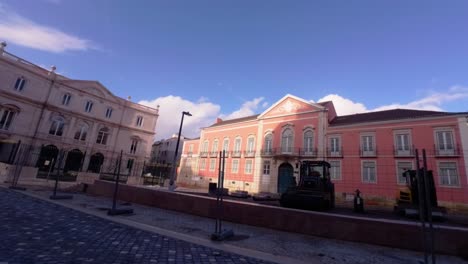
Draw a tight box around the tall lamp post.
[169,111,192,191]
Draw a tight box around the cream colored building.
[0,42,158,184]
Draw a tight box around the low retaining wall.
[88,180,468,257]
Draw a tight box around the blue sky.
[1,0,468,139]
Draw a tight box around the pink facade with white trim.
[178,94,468,206]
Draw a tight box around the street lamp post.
[169,111,192,191]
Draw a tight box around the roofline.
[257,94,324,119]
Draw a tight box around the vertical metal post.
[220,150,225,232]
[9,140,21,187]
[215,150,222,234]
[422,149,435,264]
[53,150,64,197]
[415,149,428,264]
[111,150,123,211]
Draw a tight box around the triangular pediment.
[61,80,119,103]
[258,94,324,119]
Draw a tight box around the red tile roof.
[208,114,259,127]
[330,109,466,126]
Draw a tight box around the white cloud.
[139,96,268,140]
[318,85,468,116]
[139,95,221,140]
[220,97,265,120]
[318,94,367,115]
[0,5,94,53]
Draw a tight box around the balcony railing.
[199,151,208,158]
[243,150,256,158]
[360,148,377,157]
[187,151,193,157]
[209,151,218,158]
[261,149,275,156]
[393,146,414,157]
[327,148,343,158]
[231,151,242,158]
[299,148,317,157]
[434,145,461,157]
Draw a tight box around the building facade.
[178,94,468,208]
[150,134,188,166]
[0,42,158,183]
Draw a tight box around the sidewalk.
[13,184,468,264]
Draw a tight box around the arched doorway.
[87,153,104,173]
[64,149,84,172]
[278,162,295,194]
[36,145,59,172]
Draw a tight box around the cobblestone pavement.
[0,188,275,264]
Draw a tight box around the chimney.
[216,117,223,124]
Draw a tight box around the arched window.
[0,105,19,131]
[96,127,110,145]
[212,139,219,152]
[223,138,229,151]
[233,136,242,157]
[74,124,88,141]
[281,128,293,153]
[246,136,255,157]
[49,117,65,136]
[263,133,273,154]
[303,130,314,153]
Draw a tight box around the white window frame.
[303,129,314,154]
[233,137,242,156]
[14,77,26,91]
[396,161,414,185]
[85,101,93,113]
[96,127,109,145]
[264,133,273,154]
[130,139,138,154]
[49,118,65,136]
[62,93,71,106]
[212,139,219,153]
[329,136,341,156]
[200,159,206,170]
[246,136,255,156]
[438,161,460,187]
[361,160,377,183]
[434,129,455,155]
[281,128,294,153]
[105,107,113,118]
[232,159,239,173]
[245,159,253,174]
[394,130,411,156]
[329,160,341,180]
[360,133,376,156]
[74,124,88,141]
[209,159,216,171]
[263,160,270,175]
[0,108,16,131]
[223,138,229,151]
[136,116,144,127]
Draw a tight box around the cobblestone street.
[0,188,274,264]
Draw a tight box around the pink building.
[178,94,468,209]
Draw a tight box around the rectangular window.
[136,116,144,127]
[127,159,134,172]
[396,161,413,184]
[395,133,410,151]
[245,159,253,174]
[234,138,241,152]
[209,159,216,171]
[200,159,206,170]
[439,162,459,186]
[435,130,455,155]
[330,137,340,155]
[330,161,341,180]
[0,110,15,130]
[14,77,26,91]
[85,101,93,113]
[232,159,239,173]
[105,107,113,118]
[263,160,270,175]
[130,139,138,154]
[223,139,229,151]
[362,161,376,183]
[361,134,375,156]
[62,94,71,106]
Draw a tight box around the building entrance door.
[278,163,295,194]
